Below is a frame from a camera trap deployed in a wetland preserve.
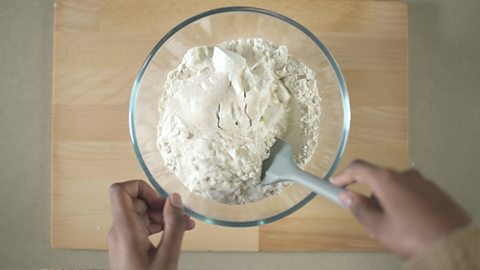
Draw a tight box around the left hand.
[108,180,195,270]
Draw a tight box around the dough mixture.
[157,38,320,204]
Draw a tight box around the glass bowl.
[129,7,350,227]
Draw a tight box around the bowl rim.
[129,6,351,227]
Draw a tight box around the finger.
[142,214,151,227]
[148,218,194,235]
[148,210,196,233]
[331,160,398,203]
[148,209,164,223]
[150,212,193,224]
[154,193,186,268]
[331,160,381,187]
[110,180,165,211]
[370,193,382,211]
[184,216,196,231]
[148,223,164,234]
[148,219,194,235]
[401,168,424,181]
[134,199,148,215]
[109,183,136,224]
[340,191,384,239]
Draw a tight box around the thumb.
[341,191,384,239]
[155,193,186,267]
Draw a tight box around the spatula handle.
[291,170,345,207]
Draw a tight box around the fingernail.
[189,219,196,228]
[329,177,337,184]
[170,193,183,208]
[339,192,352,208]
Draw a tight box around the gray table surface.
[1,0,479,269]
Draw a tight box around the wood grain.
[51,0,408,251]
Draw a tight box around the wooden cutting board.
[52,0,408,251]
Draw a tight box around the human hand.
[331,160,471,259]
[108,180,195,270]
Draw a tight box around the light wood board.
[52,0,408,251]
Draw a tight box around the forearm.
[404,222,479,270]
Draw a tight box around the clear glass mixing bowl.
[129,7,350,227]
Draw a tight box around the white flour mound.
[157,38,321,204]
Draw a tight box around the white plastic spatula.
[261,138,346,207]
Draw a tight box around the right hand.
[331,160,471,259]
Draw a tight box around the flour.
[157,38,320,204]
